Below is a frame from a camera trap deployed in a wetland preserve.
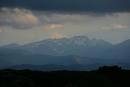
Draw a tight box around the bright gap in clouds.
[44,24,64,31]
[50,32,64,40]
[112,24,128,30]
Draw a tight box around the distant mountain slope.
[21,36,112,56]
[0,36,130,69]
[102,39,130,59]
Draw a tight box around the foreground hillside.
[0,66,130,87]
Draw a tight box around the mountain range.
[0,36,130,70]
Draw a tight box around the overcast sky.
[0,0,130,46]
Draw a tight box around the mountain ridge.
[0,35,130,69]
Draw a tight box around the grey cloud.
[0,7,130,30]
[0,8,40,29]
[0,8,74,29]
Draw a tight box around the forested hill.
[0,66,130,87]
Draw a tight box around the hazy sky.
[0,0,130,46]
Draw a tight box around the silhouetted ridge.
[0,66,130,87]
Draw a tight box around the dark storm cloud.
[0,0,130,13]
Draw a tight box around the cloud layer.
[0,29,3,32]
[0,8,39,29]
[0,0,130,13]
[0,7,129,45]
[0,7,129,30]
[0,8,66,29]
